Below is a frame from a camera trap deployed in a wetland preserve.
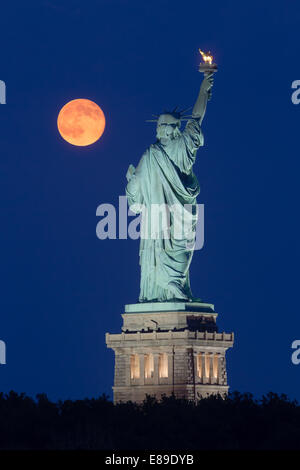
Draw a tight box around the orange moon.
[57,99,105,146]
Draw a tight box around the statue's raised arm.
[191,72,214,124]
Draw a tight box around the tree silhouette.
[0,390,299,449]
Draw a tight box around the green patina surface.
[124,302,215,314]
[125,72,214,303]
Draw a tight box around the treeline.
[0,391,299,449]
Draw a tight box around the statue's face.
[156,114,180,142]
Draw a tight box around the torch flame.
[199,49,213,65]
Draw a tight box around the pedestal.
[106,302,234,404]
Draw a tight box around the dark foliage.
[0,391,299,449]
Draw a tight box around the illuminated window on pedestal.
[213,354,219,379]
[197,353,219,381]
[130,354,140,379]
[144,354,154,378]
[159,353,168,378]
[197,353,202,379]
[205,354,210,379]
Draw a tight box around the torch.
[198,49,217,100]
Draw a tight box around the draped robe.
[126,118,203,302]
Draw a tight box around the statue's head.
[156,113,181,143]
[147,107,191,143]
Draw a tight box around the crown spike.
[180,106,192,115]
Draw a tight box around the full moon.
[57,99,106,146]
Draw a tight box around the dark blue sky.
[0,0,300,401]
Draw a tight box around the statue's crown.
[146,106,193,123]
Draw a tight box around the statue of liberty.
[126,72,214,303]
